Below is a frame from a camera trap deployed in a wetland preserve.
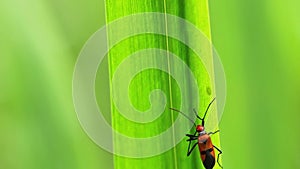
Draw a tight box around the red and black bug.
[170,98,223,169]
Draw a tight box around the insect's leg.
[186,133,197,142]
[186,134,198,141]
[186,130,197,137]
[186,137,198,142]
[186,134,197,137]
[213,145,223,168]
[207,130,220,135]
[186,130,198,140]
[187,141,198,156]
[186,131,198,156]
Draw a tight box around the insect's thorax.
[198,133,210,144]
[199,130,206,136]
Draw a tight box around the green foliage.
[105,0,221,169]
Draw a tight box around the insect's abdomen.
[198,137,216,169]
[202,150,215,169]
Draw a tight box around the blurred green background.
[210,0,300,168]
[1,0,300,169]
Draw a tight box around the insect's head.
[196,125,204,132]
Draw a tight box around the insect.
[170,98,223,169]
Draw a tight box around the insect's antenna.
[193,109,202,120]
[170,108,196,128]
[201,97,216,126]
[193,108,204,126]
